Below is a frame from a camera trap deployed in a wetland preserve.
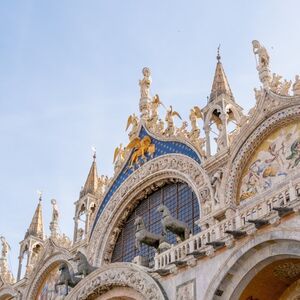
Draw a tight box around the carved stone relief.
[66,263,167,300]
[176,279,196,300]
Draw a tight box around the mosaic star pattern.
[91,127,201,234]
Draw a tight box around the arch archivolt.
[204,104,223,128]
[65,262,167,300]
[225,104,300,205]
[204,230,300,300]
[0,286,17,300]
[24,246,75,300]
[88,154,209,266]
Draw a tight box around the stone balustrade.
[153,177,300,270]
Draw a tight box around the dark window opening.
[111,182,200,263]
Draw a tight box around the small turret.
[202,46,244,156]
[17,192,45,280]
[73,149,107,244]
[80,151,98,198]
[26,194,44,239]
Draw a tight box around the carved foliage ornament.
[273,262,300,282]
[66,263,167,300]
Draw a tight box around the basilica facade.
[1,40,300,300]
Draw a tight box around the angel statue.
[279,79,292,96]
[113,143,125,171]
[148,94,165,130]
[0,236,10,259]
[139,67,152,99]
[176,121,189,139]
[293,75,300,96]
[189,106,203,132]
[252,40,270,70]
[126,113,139,141]
[270,73,282,93]
[164,106,182,137]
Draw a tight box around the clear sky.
[1,0,300,275]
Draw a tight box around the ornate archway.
[24,246,75,300]
[66,263,167,300]
[88,154,209,266]
[204,230,300,300]
[225,104,300,205]
[0,286,17,300]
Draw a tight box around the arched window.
[112,182,200,264]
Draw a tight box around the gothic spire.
[27,193,44,239]
[81,149,98,197]
[209,46,234,103]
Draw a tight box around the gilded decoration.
[90,126,202,236]
[88,154,207,266]
[239,121,300,201]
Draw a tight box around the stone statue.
[50,199,59,238]
[113,143,125,171]
[252,40,271,88]
[126,114,139,141]
[188,129,206,159]
[293,75,300,96]
[211,169,223,204]
[254,87,263,103]
[199,188,212,216]
[176,121,189,139]
[279,79,292,96]
[77,228,84,242]
[270,73,282,93]
[189,106,203,132]
[134,216,165,252]
[139,67,152,99]
[0,236,14,284]
[148,94,164,130]
[214,123,227,151]
[55,263,81,295]
[157,204,191,241]
[252,40,270,70]
[164,106,182,137]
[0,236,10,259]
[157,118,164,133]
[51,199,59,223]
[69,251,97,277]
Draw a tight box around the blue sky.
[1,1,300,275]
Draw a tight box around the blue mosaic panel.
[90,126,201,235]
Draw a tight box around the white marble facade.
[1,41,300,300]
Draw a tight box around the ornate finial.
[217,44,221,61]
[37,190,42,202]
[91,146,96,161]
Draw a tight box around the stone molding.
[88,154,209,266]
[225,104,300,205]
[24,245,74,300]
[204,230,300,300]
[66,262,167,300]
[0,285,17,299]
